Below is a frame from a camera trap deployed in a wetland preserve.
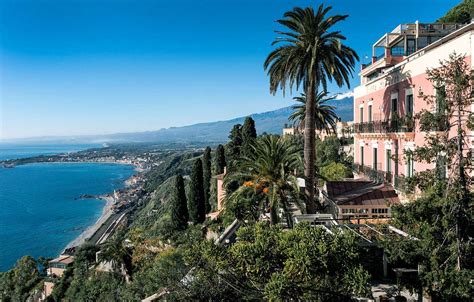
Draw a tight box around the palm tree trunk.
[269,187,279,225]
[304,78,317,213]
[280,195,293,228]
[269,207,278,225]
[314,135,320,207]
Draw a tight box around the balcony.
[353,164,414,194]
[390,47,416,57]
[361,22,466,77]
[353,163,393,184]
[361,53,385,70]
[354,117,414,134]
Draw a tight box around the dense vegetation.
[437,0,473,23]
[177,222,370,301]
[188,158,206,224]
[0,256,41,301]
[384,54,474,301]
[143,149,202,192]
[1,3,472,301]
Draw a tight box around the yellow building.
[47,255,74,278]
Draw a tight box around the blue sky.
[0,0,459,139]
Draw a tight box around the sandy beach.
[63,163,140,250]
[65,195,115,249]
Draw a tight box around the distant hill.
[7,96,353,144]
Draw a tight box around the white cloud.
[334,91,354,100]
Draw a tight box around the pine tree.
[202,147,212,213]
[188,158,206,224]
[215,144,226,174]
[241,117,257,157]
[170,175,188,230]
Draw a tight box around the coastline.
[63,164,141,251]
[1,148,145,262]
[65,195,115,249]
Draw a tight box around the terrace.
[361,22,465,74]
[353,163,413,195]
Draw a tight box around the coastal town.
[0,1,472,302]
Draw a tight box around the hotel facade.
[353,21,473,199]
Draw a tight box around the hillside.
[7,96,353,144]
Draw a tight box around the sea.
[0,144,135,271]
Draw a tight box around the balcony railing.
[353,164,414,194]
[361,53,385,70]
[390,47,405,56]
[353,163,392,184]
[354,117,414,134]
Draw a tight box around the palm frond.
[288,92,339,134]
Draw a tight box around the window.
[360,107,364,123]
[51,263,67,269]
[360,146,364,166]
[417,36,428,49]
[406,38,416,55]
[371,208,388,214]
[391,96,398,117]
[406,94,414,116]
[368,104,373,123]
[390,40,404,56]
[386,149,392,173]
[406,153,414,177]
[373,147,378,169]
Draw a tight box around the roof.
[50,255,75,265]
[326,180,399,207]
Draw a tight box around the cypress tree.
[202,147,212,213]
[226,124,242,166]
[188,158,206,224]
[215,144,226,174]
[241,117,257,157]
[171,175,188,230]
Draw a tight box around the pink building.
[353,21,473,200]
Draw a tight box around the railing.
[361,53,385,70]
[390,47,417,57]
[354,118,414,134]
[353,164,414,194]
[353,163,392,184]
[390,47,405,56]
[361,62,372,70]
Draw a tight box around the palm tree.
[224,135,302,226]
[264,5,358,213]
[99,236,133,281]
[289,92,338,134]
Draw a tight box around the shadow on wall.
[381,64,413,120]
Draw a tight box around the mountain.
[5,96,353,144]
